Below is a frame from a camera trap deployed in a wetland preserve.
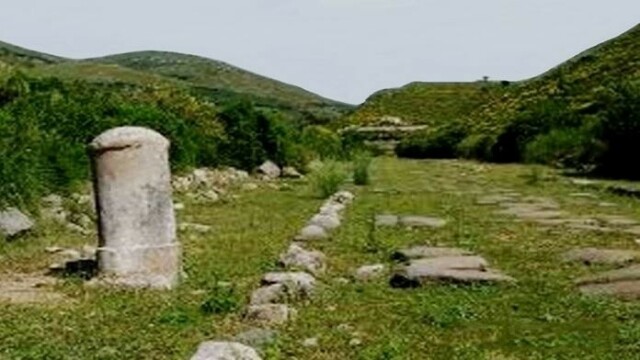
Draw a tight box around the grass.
[308,161,348,198]
[2,158,640,359]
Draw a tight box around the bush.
[524,127,598,170]
[457,134,495,160]
[395,123,466,159]
[352,151,372,185]
[301,125,342,160]
[307,161,347,198]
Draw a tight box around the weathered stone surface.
[245,304,296,325]
[399,216,447,228]
[562,248,640,266]
[261,272,316,297]
[375,215,398,227]
[282,166,303,179]
[354,264,386,281]
[576,265,640,285]
[330,191,355,205]
[234,328,278,350]
[279,244,326,275]
[296,225,329,241]
[391,268,514,287]
[190,341,262,360]
[391,246,472,261]
[579,281,640,300]
[89,127,180,289]
[257,161,281,179]
[0,208,34,238]
[408,256,488,271]
[249,284,286,305]
[308,214,341,231]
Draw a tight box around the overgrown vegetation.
[352,151,373,186]
[307,161,348,198]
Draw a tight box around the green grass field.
[2,158,640,359]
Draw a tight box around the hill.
[0,41,66,66]
[469,23,640,134]
[343,81,506,127]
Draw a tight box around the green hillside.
[87,51,352,123]
[469,23,640,134]
[344,81,506,127]
[0,41,66,65]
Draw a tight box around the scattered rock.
[261,272,316,297]
[399,216,447,228]
[242,183,259,191]
[179,223,213,233]
[391,268,514,288]
[233,328,278,350]
[576,265,640,285]
[349,338,362,347]
[476,195,517,205]
[42,194,64,208]
[174,203,185,211]
[375,215,398,227]
[330,191,355,205]
[282,167,303,179]
[45,246,64,254]
[308,214,341,231]
[624,226,640,236]
[392,246,473,262]
[66,222,90,235]
[354,264,386,281]
[257,161,281,179]
[0,208,34,238]
[190,341,262,360]
[408,256,488,271]
[296,225,329,241]
[571,179,598,186]
[319,203,345,216]
[279,244,326,275]
[562,248,640,266]
[598,215,638,227]
[570,193,598,199]
[598,202,617,208]
[302,337,319,348]
[250,284,287,305]
[245,304,296,325]
[200,190,220,203]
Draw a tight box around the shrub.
[352,151,372,186]
[457,134,495,160]
[524,127,598,170]
[395,123,466,159]
[307,161,347,198]
[301,125,342,160]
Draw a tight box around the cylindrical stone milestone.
[89,126,180,289]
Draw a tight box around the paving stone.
[562,248,640,266]
[390,268,514,288]
[579,280,640,300]
[399,216,447,228]
[296,225,329,241]
[375,215,398,227]
[391,246,473,261]
[576,265,640,285]
[308,214,341,231]
[408,256,488,271]
[245,304,296,325]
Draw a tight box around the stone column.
[89,126,180,289]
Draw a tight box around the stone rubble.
[190,341,262,360]
[0,207,34,238]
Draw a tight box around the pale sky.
[1,0,638,104]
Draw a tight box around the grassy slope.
[345,82,503,126]
[0,41,66,65]
[2,159,640,359]
[469,23,640,134]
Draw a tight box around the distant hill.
[344,81,506,127]
[0,42,352,124]
[469,23,640,134]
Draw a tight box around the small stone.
[279,243,326,275]
[282,167,303,179]
[320,202,345,216]
[571,179,598,186]
[190,341,262,360]
[257,161,281,179]
[399,216,447,228]
[375,215,398,227]
[308,214,341,231]
[59,249,82,261]
[0,208,34,238]
[179,223,213,233]
[234,328,278,350]
[579,280,640,300]
[330,191,355,205]
[242,183,259,191]
[391,246,473,262]
[562,248,640,266]
[598,202,617,208]
[245,304,296,325]
[249,284,286,305]
[349,339,362,347]
[201,190,220,203]
[296,225,329,241]
[66,222,90,235]
[42,194,64,208]
[174,203,185,211]
[354,264,386,281]
[261,272,316,297]
[45,246,64,254]
[302,337,319,348]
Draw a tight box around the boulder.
[391,268,514,288]
[579,280,640,300]
[375,215,398,227]
[279,244,326,275]
[249,284,286,305]
[296,225,329,241]
[190,341,262,360]
[261,272,316,297]
[245,304,296,325]
[308,214,341,231]
[257,161,281,179]
[0,208,34,238]
[354,264,386,281]
[282,167,303,179]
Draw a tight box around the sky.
[1,0,639,104]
